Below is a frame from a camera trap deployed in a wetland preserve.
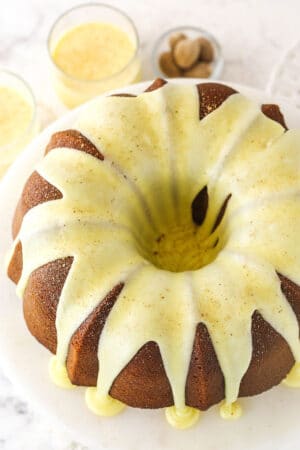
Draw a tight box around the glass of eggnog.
[48,3,141,108]
[0,69,39,179]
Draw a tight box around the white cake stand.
[1,80,300,450]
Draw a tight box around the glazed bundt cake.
[7,79,300,429]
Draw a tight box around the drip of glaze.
[282,362,300,387]
[165,405,201,429]
[85,387,126,416]
[49,356,75,389]
[219,401,242,420]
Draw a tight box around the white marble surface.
[1,0,300,448]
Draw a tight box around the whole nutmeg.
[184,62,212,78]
[198,37,214,62]
[159,51,182,77]
[169,32,187,51]
[173,38,201,69]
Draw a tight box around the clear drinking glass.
[0,69,39,179]
[48,3,142,108]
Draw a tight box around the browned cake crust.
[8,79,300,410]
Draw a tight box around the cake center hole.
[138,188,232,273]
[145,223,219,272]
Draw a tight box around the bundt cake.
[7,79,300,429]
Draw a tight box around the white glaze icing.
[165,405,201,429]
[85,387,126,416]
[219,401,242,420]
[282,362,300,387]
[9,83,300,426]
[49,356,75,389]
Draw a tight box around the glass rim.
[0,68,38,152]
[152,25,224,80]
[47,2,141,85]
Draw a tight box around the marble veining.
[0,370,90,450]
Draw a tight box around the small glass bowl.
[152,26,224,80]
[48,3,142,108]
[0,69,39,179]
